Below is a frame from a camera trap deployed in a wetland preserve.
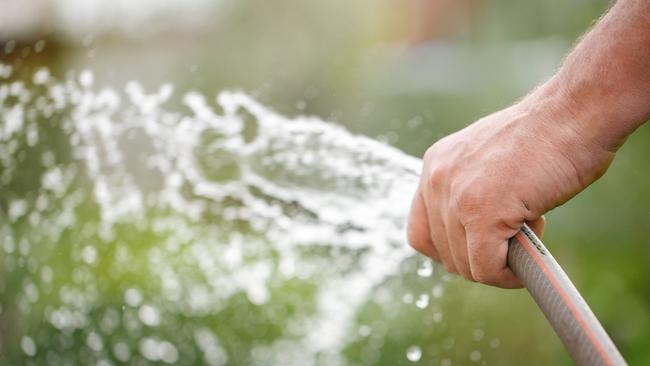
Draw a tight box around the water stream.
[0,66,457,365]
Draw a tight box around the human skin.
[407,0,650,288]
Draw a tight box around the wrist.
[513,79,617,186]
[519,74,630,154]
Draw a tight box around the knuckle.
[423,146,451,190]
[468,252,496,284]
[471,269,494,285]
[428,167,446,188]
[470,267,504,286]
[422,145,439,161]
[462,272,475,282]
[455,190,482,223]
[456,190,479,212]
[469,247,492,284]
[406,225,425,250]
[443,262,458,275]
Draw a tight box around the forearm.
[524,0,650,152]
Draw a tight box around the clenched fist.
[407,96,615,288]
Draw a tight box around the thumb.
[466,223,523,289]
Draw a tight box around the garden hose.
[507,224,627,366]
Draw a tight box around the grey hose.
[507,224,627,366]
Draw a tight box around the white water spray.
[0,66,443,365]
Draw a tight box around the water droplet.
[432,284,444,298]
[406,345,422,362]
[8,199,28,223]
[139,338,159,361]
[417,260,433,277]
[41,266,53,283]
[124,288,143,307]
[415,294,429,309]
[159,341,179,363]
[86,331,103,351]
[21,336,36,356]
[194,328,228,366]
[0,64,12,78]
[81,246,97,264]
[472,329,484,341]
[433,312,443,323]
[4,40,16,54]
[34,40,46,53]
[358,325,371,337]
[469,350,481,362]
[295,100,306,111]
[138,338,178,363]
[138,304,161,326]
[79,70,94,88]
[33,68,50,84]
[113,342,131,362]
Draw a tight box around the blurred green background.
[1,0,648,365]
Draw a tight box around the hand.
[407,98,615,288]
